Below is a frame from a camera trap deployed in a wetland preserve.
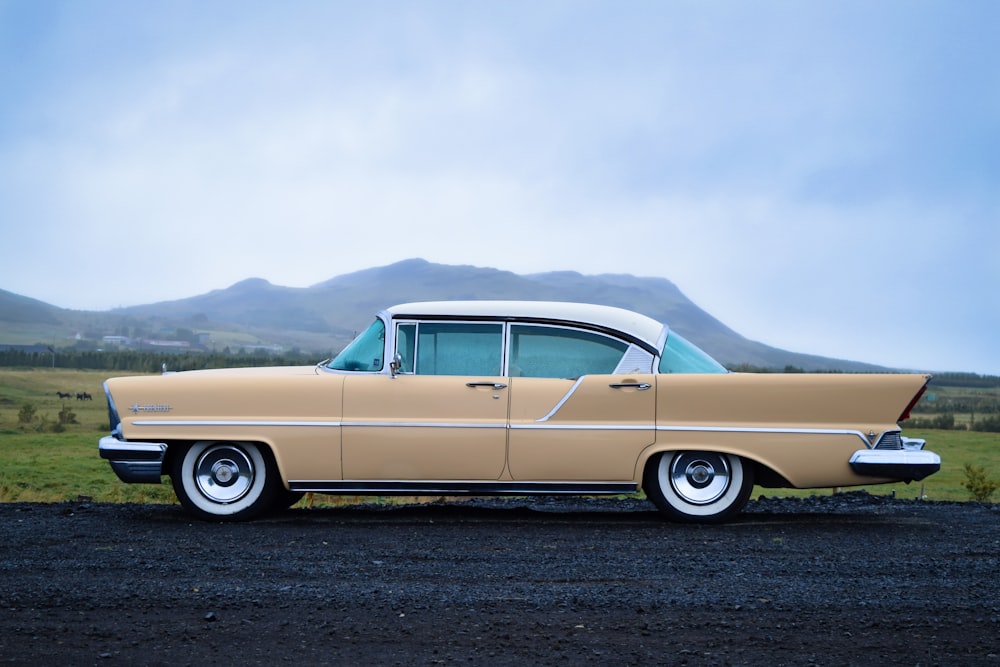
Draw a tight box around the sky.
[1,1,997,375]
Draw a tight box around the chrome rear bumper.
[849,445,941,482]
[99,435,166,484]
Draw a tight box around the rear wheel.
[171,441,278,521]
[644,451,753,523]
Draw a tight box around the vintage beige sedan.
[99,301,939,523]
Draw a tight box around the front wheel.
[644,451,753,523]
[171,441,278,521]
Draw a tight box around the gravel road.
[1,493,998,666]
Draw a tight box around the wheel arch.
[163,437,292,491]
[635,444,784,492]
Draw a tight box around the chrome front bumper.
[849,438,940,481]
[99,435,166,484]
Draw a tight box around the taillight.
[899,383,929,422]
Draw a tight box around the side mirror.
[389,352,403,377]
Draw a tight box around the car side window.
[396,322,503,376]
[509,325,628,378]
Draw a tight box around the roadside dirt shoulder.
[0,494,997,665]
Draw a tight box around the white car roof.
[385,300,668,351]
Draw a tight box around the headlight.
[103,381,122,438]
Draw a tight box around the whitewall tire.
[644,451,753,523]
[171,441,278,521]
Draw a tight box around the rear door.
[505,324,655,481]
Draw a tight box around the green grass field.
[1,369,997,505]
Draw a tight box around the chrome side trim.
[535,377,586,422]
[134,420,342,427]
[134,419,503,429]
[344,422,505,429]
[655,424,874,448]
[510,423,650,431]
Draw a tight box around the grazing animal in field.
[76,392,92,401]
[57,391,73,399]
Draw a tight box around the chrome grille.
[874,432,902,450]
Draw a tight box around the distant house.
[141,339,191,349]
[102,336,131,346]
[242,344,284,354]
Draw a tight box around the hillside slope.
[2,259,882,370]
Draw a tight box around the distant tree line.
[727,367,1000,388]
[928,372,1000,389]
[908,413,1000,433]
[912,396,1000,416]
[0,348,325,373]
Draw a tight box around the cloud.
[0,1,997,374]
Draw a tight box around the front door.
[341,321,508,480]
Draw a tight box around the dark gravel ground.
[0,492,998,666]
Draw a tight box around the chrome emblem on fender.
[130,403,173,414]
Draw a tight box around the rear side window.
[509,325,627,378]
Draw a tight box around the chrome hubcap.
[194,445,254,503]
[669,452,732,505]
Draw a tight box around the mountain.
[1,259,883,371]
[0,289,63,325]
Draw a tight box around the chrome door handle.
[609,382,651,390]
[466,382,508,390]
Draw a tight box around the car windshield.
[658,331,728,374]
[326,319,385,371]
